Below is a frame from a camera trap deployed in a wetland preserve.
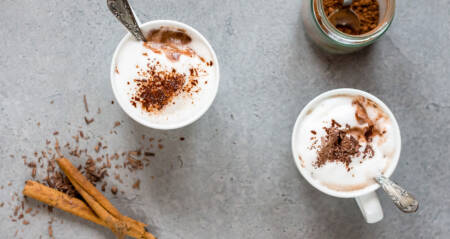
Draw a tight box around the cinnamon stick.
[23,180,105,226]
[23,181,155,239]
[69,178,127,238]
[56,158,150,238]
[56,158,146,228]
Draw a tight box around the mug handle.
[355,192,383,223]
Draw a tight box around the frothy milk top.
[112,25,218,128]
[294,95,398,192]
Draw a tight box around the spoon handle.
[342,0,353,7]
[107,0,146,41]
[374,175,419,213]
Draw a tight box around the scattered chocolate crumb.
[111,100,115,104]
[14,206,19,216]
[132,179,140,190]
[53,131,59,136]
[94,142,101,153]
[23,220,30,225]
[25,208,32,214]
[158,144,164,149]
[84,117,94,125]
[84,159,108,184]
[50,100,54,104]
[0,202,3,207]
[111,186,118,195]
[101,182,107,192]
[125,156,144,171]
[144,152,155,157]
[37,122,41,127]
[113,121,121,128]
[180,137,185,141]
[48,225,53,237]
[311,130,317,135]
[83,95,89,113]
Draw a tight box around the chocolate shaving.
[144,152,155,157]
[111,186,118,195]
[132,179,140,190]
[83,95,89,113]
[84,117,94,125]
[315,122,361,171]
[131,66,185,112]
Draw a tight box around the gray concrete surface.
[1,0,449,238]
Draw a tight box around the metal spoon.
[107,0,146,41]
[328,0,361,32]
[342,0,353,7]
[375,175,419,213]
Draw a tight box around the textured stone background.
[0,0,449,238]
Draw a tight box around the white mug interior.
[110,20,220,130]
[291,88,401,198]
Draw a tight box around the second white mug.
[291,88,402,223]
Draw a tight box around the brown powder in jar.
[323,0,380,35]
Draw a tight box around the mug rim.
[110,20,220,130]
[291,88,401,198]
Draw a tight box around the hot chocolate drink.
[293,94,399,192]
[111,22,219,129]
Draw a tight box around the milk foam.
[294,95,398,191]
[112,24,218,128]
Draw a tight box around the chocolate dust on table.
[5,94,187,236]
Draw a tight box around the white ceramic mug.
[110,20,220,130]
[291,88,401,223]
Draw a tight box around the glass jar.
[301,0,395,54]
